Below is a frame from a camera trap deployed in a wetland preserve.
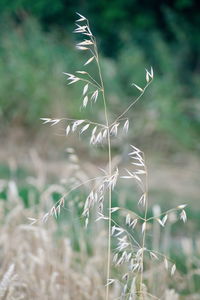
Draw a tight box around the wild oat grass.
[34,13,189,300]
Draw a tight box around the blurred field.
[0,143,199,299]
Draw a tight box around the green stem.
[106,134,112,300]
[94,41,112,300]
[138,158,148,300]
[111,79,152,127]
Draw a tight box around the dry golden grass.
[0,201,116,300]
[0,156,199,299]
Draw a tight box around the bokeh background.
[0,1,199,299]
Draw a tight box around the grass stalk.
[94,41,112,300]
[138,157,148,299]
[37,13,188,300]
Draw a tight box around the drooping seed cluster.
[36,13,188,299]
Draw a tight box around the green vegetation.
[0,1,199,149]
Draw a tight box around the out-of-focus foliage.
[1,0,199,59]
[0,18,85,129]
[0,1,199,149]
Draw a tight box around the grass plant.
[31,13,189,300]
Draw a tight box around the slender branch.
[111,217,141,250]
[81,71,102,89]
[78,77,101,90]
[111,79,152,127]
[145,248,175,264]
[93,36,112,300]
[58,117,106,128]
[40,175,107,221]
[116,207,145,221]
[138,155,149,299]
[146,206,183,222]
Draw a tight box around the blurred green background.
[0,0,200,150]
